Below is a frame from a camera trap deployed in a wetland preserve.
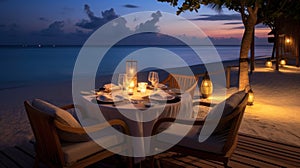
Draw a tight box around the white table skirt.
[78,93,193,162]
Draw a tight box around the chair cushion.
[32,99,81,127]
[156,91,246,154]
[62,140,104,166]
[62,134,125,165]
[32,99,91,142]
[156,123,225,154]
[58,117,104,142]
[204,91,246,133]
[223,90,246,116]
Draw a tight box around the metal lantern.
[280,58,286,67]
[265,60,272,68]
[126,60,137,88]
[200,72,213,99]
[247,89,254,106]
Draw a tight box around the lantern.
[126,60,137,88]
[247,89,254,106]
[280,59,286,67]
[265,60,272,68]
[200,72,213,99]
[285,38,291,44]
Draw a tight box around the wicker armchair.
[24,99,133,168]
[150,91,249,167]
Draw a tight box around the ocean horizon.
[0,45,273,90]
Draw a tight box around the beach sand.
[239,64,300,146]
[1,60,300,149]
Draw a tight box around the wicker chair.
[150,91,249,167]
[24,99,133,168]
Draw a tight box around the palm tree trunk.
[239,21,256,90]
[271,29,276,59]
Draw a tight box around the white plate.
[96,95,124,104]
[148,83,168,90]
[149,94,175,102]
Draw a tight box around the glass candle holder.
[265,60,272,68]
[126,60,137,87]
[138,82,148,94]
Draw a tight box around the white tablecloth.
[78,92,193,162]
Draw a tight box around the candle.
[126,60,137,87]
[138,82,148,94]
[128,88,133,95]
[129,81,135,88]
[129,68,134,75]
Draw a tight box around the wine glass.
[118,74,128,91]
[148,71,159,89]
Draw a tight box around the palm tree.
[157,0,261,90]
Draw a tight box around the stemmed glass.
[118,74,128,91]
[148,71,159,89]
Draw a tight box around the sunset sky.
[0,0,271,45]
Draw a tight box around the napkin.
[103,83,121,91]
[150,90,173,99]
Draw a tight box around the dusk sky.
[0,0,271,45]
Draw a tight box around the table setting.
[77,60,194,161]
[85,71,182,109]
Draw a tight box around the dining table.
[77,85,193,162]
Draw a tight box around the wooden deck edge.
[238,133,300,149]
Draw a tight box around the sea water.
[0,45,272,90]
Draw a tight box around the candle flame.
[129,81,135,88]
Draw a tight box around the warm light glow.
[126,60,137,87]
[129,68,134,74]
[201,78,213,98]
[247,89,254,106]
[280,59,286,66]
[141,88,147,93]
[286,38,291,44]
[128,88,133,95]
[265,60,272,68]
[138,82,148,93]
[129,81,135,88]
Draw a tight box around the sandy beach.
[1,60,300,149]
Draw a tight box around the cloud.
[75,4,119,30]
[61,6,74,15]
[191,14,241,21]
[232,23,269,30]
[209,36,269,45]
[0,24,6,28]
[28,24,91,45]
[223,21,243,25]
[135,11,162,33]
[39,17,49,22]
[123,4,139,8]
[256,23,268,29]
[40,21,64,36]
[231,26,244,29]
[209,36,241,45]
